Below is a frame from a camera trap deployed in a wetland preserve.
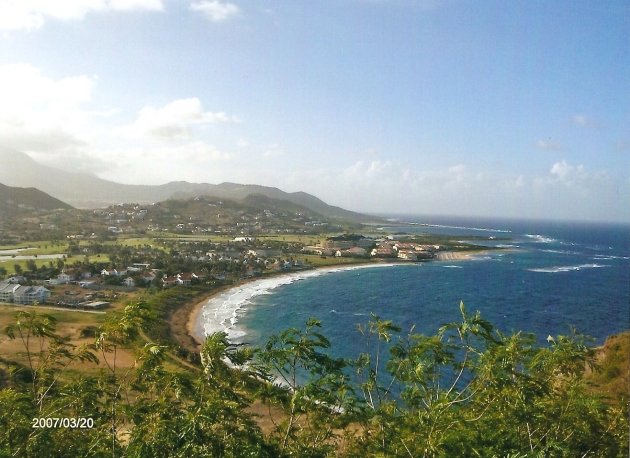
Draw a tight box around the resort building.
[13,286,51,304]
[0,282,20,303]
[0,281,50,304]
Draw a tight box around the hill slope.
[0,182,72,216]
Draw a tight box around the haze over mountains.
[0,150,376,222]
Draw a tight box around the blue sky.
[0,0,628,222]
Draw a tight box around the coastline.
[186,262,395,347]
[184,251,492,349]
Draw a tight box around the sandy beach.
[436,251,480,261]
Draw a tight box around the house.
[83,301,109,310]
[161,272,198,287]
[371,246,396,258]
[141,272,157,284]
[342,247,368,258]
[0,281,19,303]
[397,250,418,261]
[162,275,179,287]
[101,269,126,277]
[192,271,207,280]
[122,277,136,287]
[78,281,97,288]
[56,271,73,284]
[178,272,198,285]
[132,263,151,270]
[13,285,50,304]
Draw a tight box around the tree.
[256,318,356,455]
[26,259,37,273]
[0,304,626,457]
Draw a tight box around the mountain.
[0,150,380,222]
[0,182,72,216]
[169,183,376,222]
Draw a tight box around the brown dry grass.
[0,303,138,374]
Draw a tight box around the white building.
[0,282,20,303]
[12,285,51,305]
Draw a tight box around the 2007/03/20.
[32,417,94,429]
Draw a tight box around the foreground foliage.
[0,302,627,457]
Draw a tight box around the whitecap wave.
[525,234,557,244]
[592,254,630,261]
[540,249,582,255]
[528,263,610,273]
[443,265,463,269]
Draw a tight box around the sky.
[0,0,628,222]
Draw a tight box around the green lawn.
[299,254,375,267]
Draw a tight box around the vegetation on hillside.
[0,183,72,218]
[0,302,627,457]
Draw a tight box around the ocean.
[198,216,630,361]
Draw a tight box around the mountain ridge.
[0,150,379,223]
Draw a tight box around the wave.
[200,264,399,341]
[443,265,464,269]
[540,249,582,255]
[592,254,630,261]
[528,263,610,273]
[418,223,511,233]
[525,234,557,244]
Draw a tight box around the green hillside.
[0,182,72,216]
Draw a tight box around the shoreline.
[186,262,394,347]
[183,251,493,349]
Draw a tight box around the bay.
[200,216,630,361]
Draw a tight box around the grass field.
[300,254,375,267]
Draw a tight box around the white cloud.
[276,158,628,222]
[261,144,284,158]
[0,64,239,181]
[536,139,563,151]
[190,0,239,22]
[549,160,582,182]
[547,160,609,190]
[0,63,95,153]
[0,0,164,31]
[109,0,163,11]
[122,97,240,140]
[97,141,232,184]
[573,113,598,128]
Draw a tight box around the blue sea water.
[201,216,629,360]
